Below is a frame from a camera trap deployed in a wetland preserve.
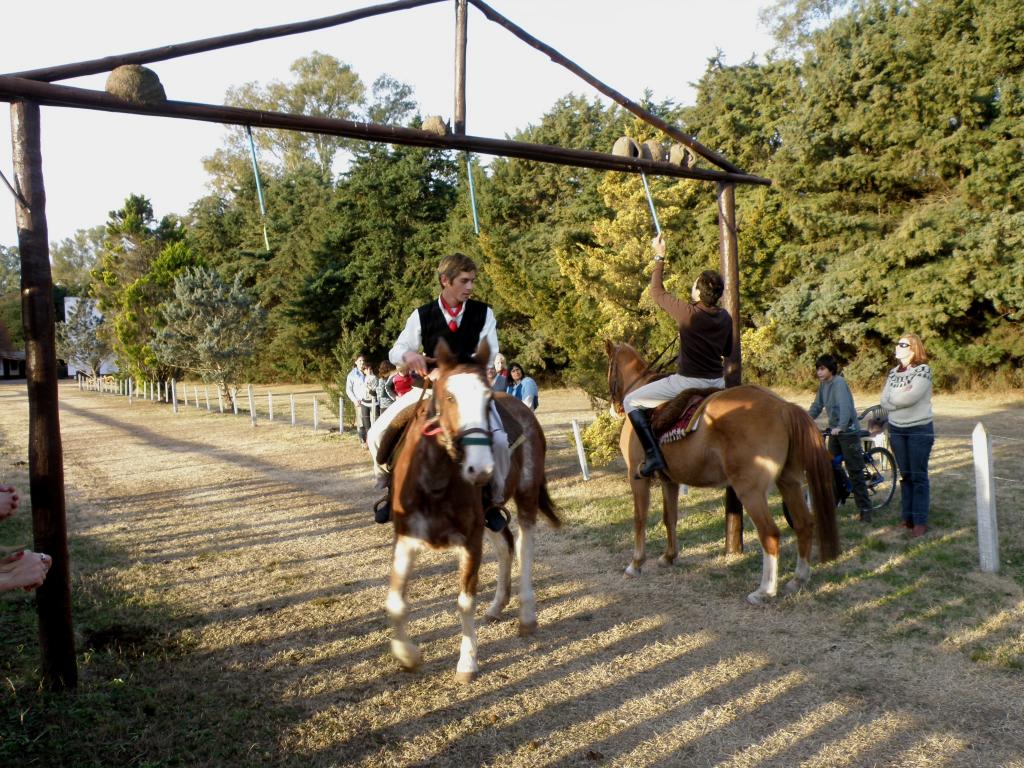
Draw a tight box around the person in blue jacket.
[507,362,539,410]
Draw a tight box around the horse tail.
[785,402,840,561]
[538,478,562,528]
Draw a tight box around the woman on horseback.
[624,235,733,478]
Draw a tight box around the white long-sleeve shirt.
[389,298,499,367]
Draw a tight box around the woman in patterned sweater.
[880,333,934,537]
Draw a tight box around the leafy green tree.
[51,226,105,295]
[56,298,111,377]
[154,267,267,401]
[91,195,198,379]
[291,139,458,391]
[0,245,22,349]
[204,52,365,191]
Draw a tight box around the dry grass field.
[1,380,1022,767]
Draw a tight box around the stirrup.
[484,506,510,532]
[373,494,391,524]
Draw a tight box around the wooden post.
[218,388,224,414]
[453,0,469,135]
[339,396,344,434]
[267,392,273,422]
[290,393,296,427]
[247,384,256,426]
[171,380,177,413]
[717,182,744,554]
[193,384,200,409]
[11,100,77,689]
[313,396,319,432]
[204,385,210,411]
[973,423,1000,573]
[571,419,590,481]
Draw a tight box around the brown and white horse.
[386,339,559,682]
[606,341,839,604]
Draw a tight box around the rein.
[612,338,676,407]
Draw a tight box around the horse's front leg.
[626,474,652,577]
[515,520,537,636]
[387,535,423,670]
[659,483,680,566]
[456,534,483,683]
[484,527,513,622]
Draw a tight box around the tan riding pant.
[623,373,724,414]
[366,388,510,505]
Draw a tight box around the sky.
[0,0,777,248]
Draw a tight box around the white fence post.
[247,384,256,426]
[268,392,274,422]
[339,397,344,434]
[571,419,590,481]
[973,422,1000,573]
[290,394,296,427]
[232,387,238,415]
[204,386,211,411]
[312,396,319,432]
[171,380,178,413]
[193,385,199,409]
[218,388,224,414]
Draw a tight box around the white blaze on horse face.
[446,372,494,485]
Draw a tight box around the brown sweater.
[650,262,733,379]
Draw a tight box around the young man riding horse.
[624,235,733,478]
[366,252,510,531]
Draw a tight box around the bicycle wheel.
[862,446,897,509]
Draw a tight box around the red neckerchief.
[439,296,463,332]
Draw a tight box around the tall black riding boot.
[627,409,667,479]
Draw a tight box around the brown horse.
[606,341,839,604]
[386,339,559,682]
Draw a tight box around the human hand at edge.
[403,351,429,378]
[0,549,52,591]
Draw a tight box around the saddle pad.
[650,387,720,446]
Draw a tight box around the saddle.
[650,387,720,445]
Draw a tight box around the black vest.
[418,298,488,366]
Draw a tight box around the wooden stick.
[466,0,743,175]
[0,77,771,186]
[6,0,448,83]
[11,100,78,690]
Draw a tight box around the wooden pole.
[7,0,448,83]
[466,0,743,175]
[717,182,744,554]
[453,0,469,135]
[11,100,78,690]
[0,77,771,187]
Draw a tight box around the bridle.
[609,339,676,412]
[423,373,493,463]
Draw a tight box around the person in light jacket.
[880,333,934,537]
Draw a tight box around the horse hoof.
[484,612,502,623]
[657,555,677,567]
[746,590,772,606]
[784,579,807,595]
[518,620,537,637]
[391,640,422,670]
[624,564,641,578]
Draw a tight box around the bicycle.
[824,406,897,511]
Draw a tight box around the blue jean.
[889,422,934,526]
